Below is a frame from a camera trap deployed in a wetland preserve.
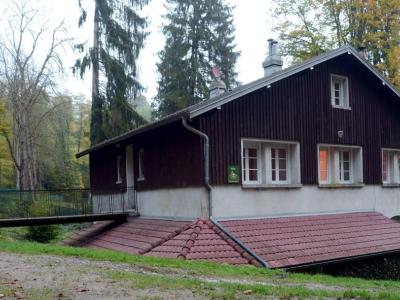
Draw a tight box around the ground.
[1,249,400,300]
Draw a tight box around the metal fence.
[0,187,137,220]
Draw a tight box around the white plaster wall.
[138,188,208,219]
[212,186,400,219]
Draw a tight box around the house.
[72,40,400,269]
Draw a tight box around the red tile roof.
[63,212,400,269]
[220,212,400,268]
[146,218,258,265]
[84,218,191,254]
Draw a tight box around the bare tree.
[0,0,68,190]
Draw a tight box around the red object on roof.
[221,212,400,268]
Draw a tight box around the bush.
[25,225,59,243]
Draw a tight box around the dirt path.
[0,252,201,300]
[0,252,375,299]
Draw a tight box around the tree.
[74,0,149,145]
[0,1,68,190]
[154,0,240,118]
[273,0,400,86]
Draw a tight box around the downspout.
[181,117,212,217]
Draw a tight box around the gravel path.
[0,252,376,299]
[0,252,200,300]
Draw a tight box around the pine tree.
[154,0,239,118]
[74,0,148,145]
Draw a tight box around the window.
[331,74,349,108]
[319,148,330,183]
[138,149,145,180]
[271,147,288,183]
[382,149,400,185]
[242,139,300,186]
[318,145,362,185]
[116,155,122,184]
[242,145,260,184]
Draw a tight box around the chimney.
[262,39,283,77]
[357,46,367,59]
[209,66,226,99]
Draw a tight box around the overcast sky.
[1,0,275,102]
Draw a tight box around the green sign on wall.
[228,165,240,183]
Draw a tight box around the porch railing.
[0,187,137,220]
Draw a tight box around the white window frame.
[116,155,122,184]
[318,144,363,186]
[338,149,353,183]
[330,74,350,109]
[242,143,261,184]
[270,145,290,184]
[382,149,400,185]
[138,149,145,181]
[241,138,300,187]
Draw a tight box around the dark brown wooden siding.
[197,54,400,185]
[89,122,204,191]
[132,122,203,191]
[90,146,126,190]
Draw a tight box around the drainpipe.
[210,217,269,268]
[182,117,212,217]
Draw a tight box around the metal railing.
[0,187,137,220]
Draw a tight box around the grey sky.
[1,0,275,101]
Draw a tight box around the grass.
[1,240,400,299]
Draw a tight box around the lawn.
[1,240,400,299]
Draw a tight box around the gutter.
[181,117,212,217]
[210,216,269,268]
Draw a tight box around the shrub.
[25,225,59,243]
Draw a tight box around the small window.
[382,149,400,185]
[318,145,362,185]
[138,149,145,180]
[116,155,122,184]
[319,148,330,183]
[242,139,300,186]
[242,145,260,184]
[271,146,289,184]
[331,74,349,108]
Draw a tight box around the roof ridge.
[177,218,207,259]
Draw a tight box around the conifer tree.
[154,0,239,118]
[75,0,148,145]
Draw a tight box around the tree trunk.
[90,0,103,145]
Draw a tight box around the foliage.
[0,100,14,187]
[273,0,400,87]
[154,0,240,118]
[0,1,69,190]
[75,0,149,145]
[25,225,59,243]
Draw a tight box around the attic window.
[382,149,400,185]
[331,74,349,109]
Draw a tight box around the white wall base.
[92,190,136,214]
[138,188,208,219]
[211,185,400,219]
